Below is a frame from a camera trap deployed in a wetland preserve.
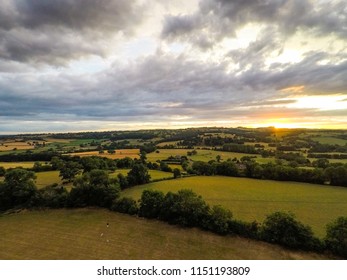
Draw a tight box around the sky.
[0,0,347,134]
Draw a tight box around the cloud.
[162,0,347,46]
[0,0,144,65]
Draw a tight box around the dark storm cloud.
[0,0,144,64]
[162,0,347,44]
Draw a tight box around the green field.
[110,169,173,181]
[312,137,347,146]
[35,171,64,189]
[122,176,347,237]
[148,149,261,162]
[0,208,329,260]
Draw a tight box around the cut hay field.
[0,161,37,169]
[0,208,329,260]
[122,176,347,237]
[0,141,34,151]
[66,149,140,159]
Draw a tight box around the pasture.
[110,169,173,181]
[0,141,34,151]
[122,176,347,237]
[0,162,37,169]
[312,137,347,146]
[147,148,260,162]
[0,208,329,260]
[66,149,140,159]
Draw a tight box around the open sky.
[1,0,347,134]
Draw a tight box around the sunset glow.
[0,0,346,134]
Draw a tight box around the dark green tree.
[68,170,120,208]
[325,216,347,258]
[0,168,38,211]
[261,211,320,250]
[127,163,151,186]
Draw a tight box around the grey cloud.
[0,0,144,65]
[162,0,347,46]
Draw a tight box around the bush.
[325,216,347,258]
[0,168,38,211]
[260,211,320,250]
[139,189,165,219]
[228,219,260,239]
[38,184,68,208]
[206,205,233,235]
[68,170,120,208]
[159,189,210,227]
[112,197,138,215]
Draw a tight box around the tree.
[325,216,347,258]
[127,164,151,186]
[68,170,120,208]
[173,168,181,178]
[0,168,38,211]
[260,211,320,250]
[59,161,82,182]
[112,197,138,215]
[0,166,5,177]
[159,189,210,227]
[207,205,233,235]
[139,189,165,218]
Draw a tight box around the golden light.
[289,95,347,111]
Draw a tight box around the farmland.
[0,208,329,260]
[66,149,140,159]
[122,176,347,237]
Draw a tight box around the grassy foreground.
[0,208,329,260]
[122,176,347,237]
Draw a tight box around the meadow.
[110,169,173,181]
[0,208,329,260]
[147,148,265,163]
[66,149,140,159]
[0,162,38,169]
[122,176,347,237]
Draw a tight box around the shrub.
[260,211,320,250]
[112,197,138,215]
[139,189,165,219]
[159,189,210,227]
[38,184,68,208]
[325,216,347,258]
[68,170,120,208]
[206,205,233,235]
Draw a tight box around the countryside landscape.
[1,0,347,262]
[1,127,347,259]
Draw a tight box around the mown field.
[122,176,347,237]
[0,161,38,169]
[147,149,269,163]
[110,169,173,181]
[0,208,330,260]
[66,149,140,159]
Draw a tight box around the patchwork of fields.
[0,209,329,260]
[122,176,347,237]
[66,149,140,159]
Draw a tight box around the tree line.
[0,167,346,258]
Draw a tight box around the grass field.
[148,149,259,162]
[312,137,347,146]
[122,176,347,237]
[110,169,173,181]
[0,141,34,151]
[35,171,63,189]
[66,149,140,159]
[0,208,330,260]
[0,162,38,169]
